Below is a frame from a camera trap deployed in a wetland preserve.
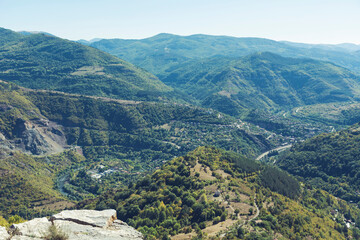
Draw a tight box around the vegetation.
[259,166,300,199]
[225,187,360,240]
[24,90,270,199]
[76,146,360,239]
[159,53,360,116]
[277,123,360,203]
[0,151,82,219]
[0,215,25,228]
[0,81,42,140]
[88,33,360,75]
[0,80,271,207]
[290,101,360,126]
[0,27,179,102]
[43,224,69,240]
[3,26,360,240]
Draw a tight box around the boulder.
[12,217,51,238]
[52,209,116,228]
[9,209,143,240]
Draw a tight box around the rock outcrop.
[0,226,8,239]
[1,209,143,240]
[0,118,68,157]
[16,119,67,155]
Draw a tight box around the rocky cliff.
[0,209,143,240]
[0,118,68,157]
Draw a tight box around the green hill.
[79,146,360,240]
[0,27,175,101]
[0,28,25,45]
[160,52,360,116]
[88,33,360,75]
[0,80,271,210]
[0,151,81,219]
[25,89,270,200]
[277,123,360,202]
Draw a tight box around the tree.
[237,226,245,238]
[249,208,254,215]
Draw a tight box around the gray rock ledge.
[4,209,143,240]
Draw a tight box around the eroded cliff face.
[0,209,143,240]
[0,118,67,156]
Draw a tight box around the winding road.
[249,194,259,222]
[255,144,292,161]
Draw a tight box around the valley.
[1,26,360,239]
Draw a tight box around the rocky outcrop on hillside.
[16,119,67,155]
[0,118,67,157]
[0,209,143,240]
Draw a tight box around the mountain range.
[2,26,360,239]
[84,32,360,117]
[2,27,360,116]
[87,33,360,75]
[160,52,360,115]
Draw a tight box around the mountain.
[0,150,80,220]
[88,33,299,75]
[160,52,360,116]
[0,80,271,217]
[18,31,56,37]
[88,33,360,75]
[277,123,360,202]
[0,81,68,156]
[0,28,24,45]
[78,146,360,239]
[281,41,360,53]
[77,38,103,45]
[3,27,360,239]
[0,27,175,101]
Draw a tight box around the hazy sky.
[1,0,359,44]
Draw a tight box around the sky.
[0,0,359,44]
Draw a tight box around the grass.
[43,224,69,240]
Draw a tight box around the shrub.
[213,216,221,225]
[199,222,206,229]
[43,224,69,240]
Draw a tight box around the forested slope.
[160,52,360,115]
[277,123,360,202]
[0,27,176,101]
[79,146,360,240]
[0,80,271,214]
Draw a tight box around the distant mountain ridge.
[87,33,360,74]
[77,38,103,45]
[281,41,360,53]
[159,52,360,115]
[18,30,55,37]
[2,27,360,118]
[77,33,360,117]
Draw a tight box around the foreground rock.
[5,209,143,240]
[0,226,9,240]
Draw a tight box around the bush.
[43,224,69,240]
[199,222,206,229]
[213,216,221,225]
